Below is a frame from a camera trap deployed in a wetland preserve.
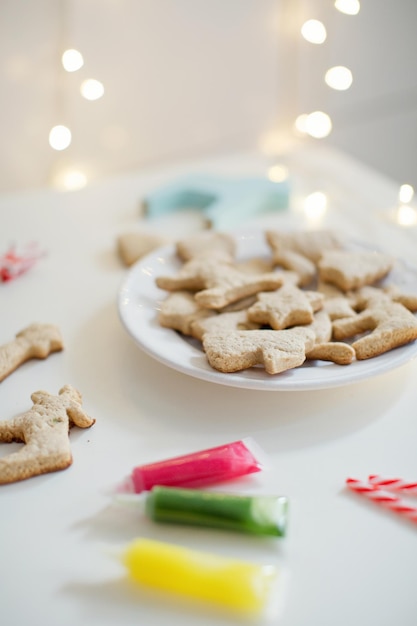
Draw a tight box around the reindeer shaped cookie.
[0,323,64,382]
[0,385,95,484]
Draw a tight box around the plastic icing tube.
[144,486,288,536]
[122,537,280,617]
[119,438,265,493]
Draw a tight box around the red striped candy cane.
[368,475,417,495]
[345,478,417,524]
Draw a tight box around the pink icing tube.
[119,438,266,494]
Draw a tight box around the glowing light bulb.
[399,184,414,204]
[49,125,72,151]
[62,49,84,72]
[52,168,88,190]
[334,0,360,15]
[62,170,87,190]
[305,111,332,138]
[268,164,289,183]
[396,204,417,226]
[294,114,308,135]
[301,20,327,44]
[80,79,104,100]
[303,191,328,222]
[325,66,353,91]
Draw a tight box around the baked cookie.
[0,385,95,484]
[266,229,344,286]
[176,231,236,262]
[202,327,315,374]
[247,285,324,330]
[0,323,63,383]
[332,299,417,359]
[156,258,286,309]
[158,291,215,336]
[318,250,394,292]
[305,310,355,365]
[117,231,170,266]
[191,310,261,341]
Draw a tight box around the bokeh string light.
[325,66,353,91]
[61,48,84,72]
[396,184,417,226]
[80,79,105,101]
[334,0,360,16]
[48,125,72,151]
[303,191,328,223]
[296,4,358,141]
[294,111,332,139]
[49,2,105,189]
[51,4,362,190]
[301,19,327,44]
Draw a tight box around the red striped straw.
[345,478,417,524]
[368,475,417,495]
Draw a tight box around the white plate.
[118,230,417,391]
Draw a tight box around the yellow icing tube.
[122,537,280,617]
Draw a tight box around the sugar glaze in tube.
[119,438,265,494]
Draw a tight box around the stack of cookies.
[155,229,417,375]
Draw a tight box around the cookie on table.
[0,323,64,383]
[0,385,95,484]
[267,248,316,287]
[305,310,355,365]
[316,280,357,320]
[307,340,355,365]
[349,284,417,314]
[117,231,170,267]
[348,285,391,310]
[158,291,215,336]
[202,327,316,374]
[318,249,394,292]
[265,228,345,286]
[176,231,236,262]
[322,296,357,321]
[156,257,286,310]
[266,228,345,262]
[246,284,324,330]
[332,299,417,359]
[382,285,417,312]
[191,310,261,341]
[235,257,275,275]
[217,295,258,313]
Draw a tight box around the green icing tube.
[145,486,288,537]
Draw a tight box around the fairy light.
[48,125,72,151]
[267,164,289,183]
[334,0,360,16]
[305,111,332,138]
[294,112,333,139]
[80,79,104,101]
[61,170,87,190]
[294,114,308,135]
[396,205,417,227]
[393,184,416,226]
[325,66,353,91]
[303,191,328,222]
[61,49,84,72]
[53,169,88,191]
[399,184,414,204]
[294,3,360,151]
[301,20,327,44]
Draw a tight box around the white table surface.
[1,142,417,626]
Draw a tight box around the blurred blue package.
[142,174,290,229]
